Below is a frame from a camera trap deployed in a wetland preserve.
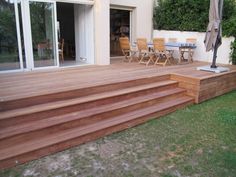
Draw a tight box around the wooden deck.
[1,60,236,103]
[0,60,236,169]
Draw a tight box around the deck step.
[0,80,178,122]
[0,75,170,111]
[0,96,194,162]
[0,87,185,140]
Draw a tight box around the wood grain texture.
[0,60,235,169]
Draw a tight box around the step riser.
[0,83,178,127]
[0,99,193,170]
[0,75,170,111]
[0,91,186,146]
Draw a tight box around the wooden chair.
[58,38,64,62]
[167,38,177,59]
[153,38,171,66]
[179,38,197,63]
[186,38,197,44]
[137,38,155,66]
[119,37,138,63]
[168,38,177,43]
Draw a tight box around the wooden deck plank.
[1,59,236,169]
[1,61,235,102]
[0,96,193,161]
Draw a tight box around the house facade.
[0,0,154,72]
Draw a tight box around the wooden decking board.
[0,96,193,161]
[0,87,185,140]
[0,80,177,118]
[0,73,170,103]
[1,61,232,102]
[0,60,236,169]
[0,98,194,170]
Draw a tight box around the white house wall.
[94,0,110,65]
[93,0,154,65]
[110,0,154,41]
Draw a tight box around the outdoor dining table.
[165,42,197,63]
[133,41,197,64]
[147,42,197,64]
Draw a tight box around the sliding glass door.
[0,0,94,72]
[29,0,58,68]
[0,0,23,71]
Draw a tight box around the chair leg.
[149,55,155,65]
[139,54,145,64]
[154,56,160,65]
[164,57,171,66]
[122,56,127,62]
[146,55,153,66]
[59,53,64,63]
[62,53,64,62]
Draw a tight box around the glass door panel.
[29,1,57,68]
[0,0,22,71]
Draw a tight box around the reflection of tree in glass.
[30,3,49,48]
[0,1,18,55]
[30,2,53,60]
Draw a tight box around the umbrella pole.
[211,40,219,68]
[211,28,221,68]
[211,0,224,69]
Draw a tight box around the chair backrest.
[59,38,64,51]
[168,38,177,43]
[137,38,148,51]
[119,37,130,50]
[153,38,166,52]
[186,38,197,44]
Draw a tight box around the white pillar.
[94,0,110,65]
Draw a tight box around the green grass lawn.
[1,91,236,177]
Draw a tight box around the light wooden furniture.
[179,38,197,63]
[168,38,177,43]
[186,38,197,44]
[168,38,177,59]
[186,38,197,62]
[137,38,155,66]
[119,37,138,62]
[58,38,64,62]
[153,38,171,66]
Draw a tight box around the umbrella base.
[197,65,230,73]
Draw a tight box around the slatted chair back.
[168,38,177,43]
[119,37,131,51]
[153,38,166,52]
[186,38,197,44]
[59,38,64,62]
[137,38,148,51]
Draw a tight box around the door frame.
[0,0,24,73]
[110,6,135,58]
[0,0,95,73]
[23,0,59,70]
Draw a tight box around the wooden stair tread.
[0,80,178,120]
[0,96,194,160]
[0,87,185,139]
[1,73,169,102]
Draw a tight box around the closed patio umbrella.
[198,0,229,72]
[204,0,224,68]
